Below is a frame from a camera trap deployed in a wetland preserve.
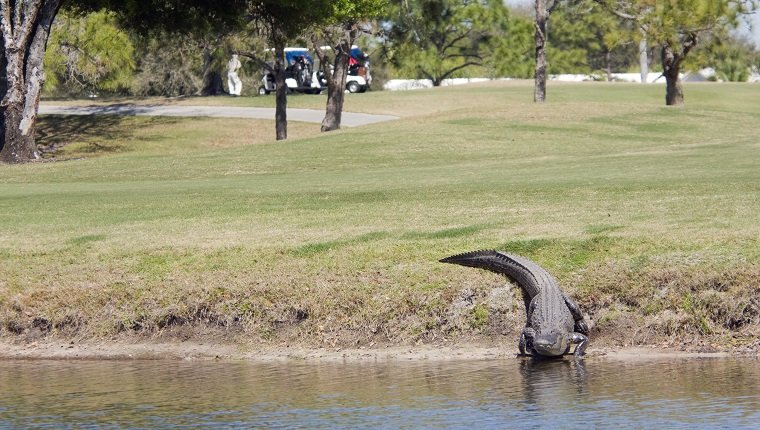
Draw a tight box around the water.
[1,357,759,429]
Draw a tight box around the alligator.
[440,250,589,358]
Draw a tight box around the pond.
[1,356,758,429]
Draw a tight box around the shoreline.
[1,340,752,362]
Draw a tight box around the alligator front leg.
[569,332,588,358]
[563,293,589,335]
[519,327,536,356]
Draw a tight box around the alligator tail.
[439,249,536,289]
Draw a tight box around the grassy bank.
[2,81,759,353]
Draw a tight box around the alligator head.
[532,332,569,357]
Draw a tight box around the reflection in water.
[517,358,587,413]
[0,357,759,429]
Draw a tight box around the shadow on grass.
[36,115,181,158]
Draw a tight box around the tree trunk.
[202,71,224,96]
[661,44,684,106]
[273,41,287,141]
[321,40,350,132]
[638,35,648,84]
[201,44,224,96]
[605,49,612,81]
[534,0,549,103]
[1,0,61,163]
[0,39,6,149]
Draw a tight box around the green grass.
[2,81,759,349]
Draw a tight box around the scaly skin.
[440,250,589,358]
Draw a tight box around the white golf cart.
[258,46,372,95]
[345,46,372,93]
[258,48,325,95]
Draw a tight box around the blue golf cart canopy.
[285,49,313,65]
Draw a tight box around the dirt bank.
[2,337,755,362]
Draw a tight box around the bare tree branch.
[236,50,273,73]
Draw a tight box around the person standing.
[227,54,243,96]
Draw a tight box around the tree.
[108,1,248,97]
[533,0,563,102]
[311,0,385,132]
[548,1,638,79]
[44,9,135,96]
[384,0,511,86]
[1,0,245,164]
[131,30,228,97]
[530,0,637,94]
[1,33,6,148]
[1,0,62,163]
[595,0,758,105]
[695,32,757,81]
[239,1,326,141]
[488,13,534,78]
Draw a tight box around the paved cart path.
[39,104,399,127]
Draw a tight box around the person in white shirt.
[227,54,242,96]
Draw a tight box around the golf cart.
[346,46,372,93]
[258,46,372,95]
[258,48,325,95]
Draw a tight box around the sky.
[738,12,760,45]
[504,0,760,46]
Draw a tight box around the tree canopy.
[697,33,759,81]
[44,10,135,96]
[383,0,511,86]
[549,1,638,78]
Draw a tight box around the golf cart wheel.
[346,81,361,93]
[258,86,269,95]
